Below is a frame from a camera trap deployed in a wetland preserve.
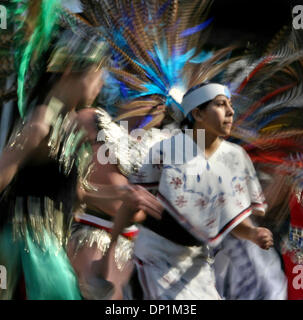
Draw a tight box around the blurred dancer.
[67,96,171,299]
[0,26,110,299]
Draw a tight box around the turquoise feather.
[13,0,62,118]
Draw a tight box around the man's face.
[194,95,234,136]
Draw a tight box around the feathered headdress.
[9,0,63,118]
[0,0,112,119]
[224,27,303,224]
[68,0,238,129]
[0,0,62,149]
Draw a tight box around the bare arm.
[0,108,49,193]
[76,108,163,241]
[231,217,274,250]
[110,185,163,241]
[77,165,131,217]
[76,109,146,217]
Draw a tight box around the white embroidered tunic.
[130,132,267,247]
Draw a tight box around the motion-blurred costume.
[57,1,174,300]
[0,0,301,301]
[0,0,109,299]
[68,106,170,300]
[79,0,269,300]
[214,233,287,300]
[223,27,303,300]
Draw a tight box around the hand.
[120,185,164,220]
[250,227,274,250]
[109,185,163,244]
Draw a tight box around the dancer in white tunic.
[109,82,273,299]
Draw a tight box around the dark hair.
[25,32,61,109]
[180,100,210,129]
[27,72,61,107]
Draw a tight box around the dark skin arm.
[0,105,50,193]
[76,108,132,217]
[231,217,274,250]
[76,108,164,282]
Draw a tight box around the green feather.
[13,0,62,118]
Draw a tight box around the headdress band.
[181,83,231,117]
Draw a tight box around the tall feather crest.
[81,0,238,125]
[11,0,62,118]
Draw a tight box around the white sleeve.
[241,147,267,214]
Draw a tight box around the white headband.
[181,83,231,117]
